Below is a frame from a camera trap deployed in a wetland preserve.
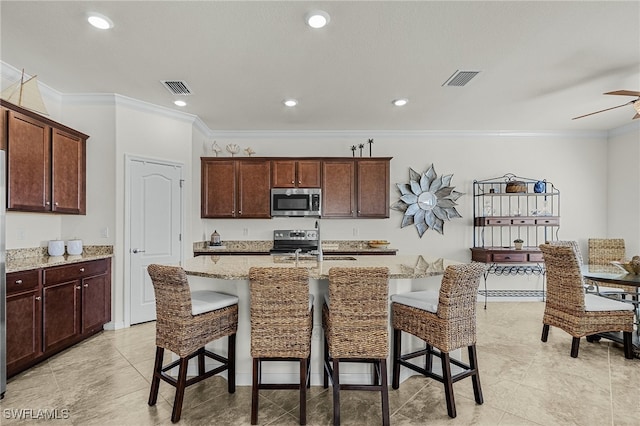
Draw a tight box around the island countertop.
[183,254,456,280]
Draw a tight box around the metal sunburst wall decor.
[391,164,464,237]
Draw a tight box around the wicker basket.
[505,181,527,193]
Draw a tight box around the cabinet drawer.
[6,269,40,294]
[511,218,535,225]
[492,253,527,262]
[535,217,559,225]
[43,259,109,285]
[484,218,511,225]
[528,252,545,262]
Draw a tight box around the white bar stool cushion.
[390,290,440,314]
[584,294,635,312]
[191,290,239,315]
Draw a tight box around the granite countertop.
[193,240,399,255]
[6,246,114,273]
[183,254,457,280]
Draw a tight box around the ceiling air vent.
[161,80,193,95]
[442,70,480,87]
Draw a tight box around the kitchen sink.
[323,256,357,261]
[272,255,357,263]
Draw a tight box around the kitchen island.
[183,254,460,386]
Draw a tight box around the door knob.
[132,248,146,253]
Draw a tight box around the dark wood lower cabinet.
[6,258,112,378]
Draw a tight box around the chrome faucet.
[315,220,323,262]
[294,248,302,267]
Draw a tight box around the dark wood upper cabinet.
[356,159,390,218]
[201,158,271,218]
[2,100,88,214]
[322,160,356,218]
[272,159,321,188]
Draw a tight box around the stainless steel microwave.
[271,188,321,217]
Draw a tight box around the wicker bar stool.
[539,244,634,359]
[249,267,313,425]
[391,262,486,419]
[147,264,238,423]
[322,267,390,426]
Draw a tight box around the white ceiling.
[1,1,639,133]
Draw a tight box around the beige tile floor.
[1,302,638,425]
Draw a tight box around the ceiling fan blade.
[633,113,640,120]
[572,101,633,120]
[604,90,640,97]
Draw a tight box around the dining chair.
[548,240,624,296]
[146,264,238,423]
[249,267,313,425]
[391,262,487,419]
[323,267,390,426]
[588,238,635,294]
[539,244,634,359]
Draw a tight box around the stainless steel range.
[270,229,319,255]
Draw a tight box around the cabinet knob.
[84,283,89,287]
[15,279,23,285]
[35,296,41,301]
[76,285,81,290]
[55,202,59,206]
[298,180,301,184]
[45,201,50,206]
[291,180,295,184]
[239,210,242,215]
[80,267,85,272]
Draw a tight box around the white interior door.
[129,159,183,324]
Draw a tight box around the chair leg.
[392,328,401,389]
[306,355,312,389]
[379,359,390,426]
[198,347,205,376]
[541,324,550,342]
[570,337,580,358]
[299,358,307,425]
[148,346,164,406]
[332,358,341,426]
[251,358,260,425]
[623,331,633,359]
[425,343,433,373]
[323,336,329,389]
[171,357,189,423]
[373,360,379,385]
[440,352,456,418]
[468,345,483,405]
[228,333,236,393]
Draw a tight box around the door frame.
[123,154,185,328]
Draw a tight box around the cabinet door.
[201,159,236,218]
[357,159,390,218]
[297,160,321,187]
[51,128,86,214]
[43,280,81,353]
[6,110,51,211]
[271,160,297,188]
[81,272,111,335]
[6,289,42,376]
[237,160,271,218]
[322,160,355,218]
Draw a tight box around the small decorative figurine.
[226,143,240,156]
[368,138,374,157]
[211,141,222,157]
[244,147,256,156]
[351,145,357,157]
[358,143,364,157]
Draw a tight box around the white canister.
[67,239,83,256]
[48,240,65,257]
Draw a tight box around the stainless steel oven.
[271,188,321,217]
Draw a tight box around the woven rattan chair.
[249,267,313,425]
[323,267,390,426]
[391,262,486,419]
[147,264,238,423]
[548,240,624,295]
[539,244,634,359]
[588,238,635,294]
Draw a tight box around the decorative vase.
[514,242,523,250]
[534,180,546,193]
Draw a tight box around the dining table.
[581,264,640,357]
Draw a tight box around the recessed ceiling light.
[87,13,114,30]
[283,99,298,107]
[174,100,187,107]
[392,98,408,107]
[305,10,330,29]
